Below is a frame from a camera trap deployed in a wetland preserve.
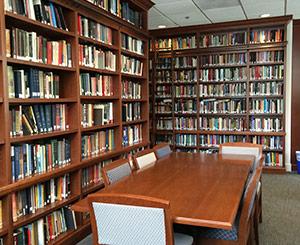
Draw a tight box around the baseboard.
[285,162,292,172]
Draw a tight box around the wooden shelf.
[122,119,147,126]
[249,95,284,99]
[121,73,147,79]
[78,36,119,51]
[121,49,146,59]
[79,65,118,75]
[6,58,76,71]
[0,227,8,237]
[8,98,77,104]
[200,95,246,100]
[10,129,77,143]
[199,113,247,116]
[81,123,119,133]
[80,95,119,100]
[0,97,3,103]
[13,195,80,229]
[122,98,147,102]
[263,166,286,174]
[249,61,284,66]
[5,11,75,37]
[199,80,247,84]
[0,139,4,145]
[200,64,247,69]
[250,78,284,82]
[82,181,105,196]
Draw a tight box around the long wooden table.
[72,152,254,230]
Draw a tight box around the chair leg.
[254,215,259,245]
[259,195,262,223]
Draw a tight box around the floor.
[76,173,300,245]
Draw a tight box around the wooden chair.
[132,148,157,170]
[196,168,261,245]
[219,142,264,226]
[101,159,132,187]
[153,143,172,159]
[87,193,194,245]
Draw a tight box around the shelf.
[78,36,119,51]
[5,11,75,37]
[155,82,172,85]
[80,96,119,100]
[0,227,8,237]
[250,78,284,82]
[8,98,77,104]
[13,195,80,229]
[0,139,4,145]
[200,64,247,69]
[249,95,284,99]
[173,67,197,71]
[173,81,198,85]
[263,166,286,174]
[199,80,247,84]
[175,145,198,149]
[174,96,197,100]
[121,49,146,59]
[200,95,246,100]
[122,98,147,102]
[263,148,283,152]
[199,113,247,117]
[82,181,105,196]
[122,119,147,126]
[249,61,284,66]
[174,130,197,134]
[249,113,284,117]
[0,97,3,103]
[6,58,76,71]
[174,113,197,117]
[0,163,79,197]
[248,131,286,136]
[10,129,77,143]
[79,66,118,75]
[81,123,119,133]
[122,141,149,152]
[199,130,248,135]
[156,97,172,100]
[121,73,147,79]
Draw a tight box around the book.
[199,31,247,47]
[122,80,141,99]
[122,124,142,146]
[121,55,143,76]
[81,103,114,128]
[121,33,144,55]
[122,102,141,122]
[80,73,113,96]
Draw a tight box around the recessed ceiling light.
[260,14,271,18]
[185,16,190,19]
[158,25,166,29]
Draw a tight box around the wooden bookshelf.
[0,0,153,243]
[150,16,291,172]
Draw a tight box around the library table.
[72,152,254,230]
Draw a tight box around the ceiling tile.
[204,6,246,23]
[240,0,284,19]
[287,0,300,19]
[148,7,179,29]
[193,0,240,10]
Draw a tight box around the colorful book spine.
[199,117,245,131]
[200,53,247,67]
[199,99,246,114]
[122,103,141,122]
[250,50,284,63]
[174,85,196,98]
[80,73,113,96]
[250,117,283,132]
[199,134,246,146]
[250,65,284,80]
[156,85,172,98]
[249,81,283,96]
[249,99,284,114]
[175,117,197,130]
[174,99,197,114]
[122,124,142,146]
[264,152,283,167]
[121,55,143,76]
[121,33,144,55]
[175,134,197,147]
[200,31,247,47]
[174,56,197,68]
[250,136,283,150]
[81,103,114,128]
[157,118,173,130]
[199,83,246,97]
[174,70,197,83]
[200,67,247,81]
[250,28,284,43]
[121,80,141,99]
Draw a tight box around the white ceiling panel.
[205,6,246,23]
[154,0,196,16]
[287,0,300,19]
[167,11,210,26]
[148,7,179,29]
[241,0,284,19]
[193,0,240,10]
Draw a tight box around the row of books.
[154,36,196,50]
[249,51,284,63]
[174,70,197,82]
[250,117,283,132]
[174,57,197,69]
[199,135,246,146]
[174,100,197,113]
[6,28,72,67]
[81,129,115,159]
[121,55,143,76]
[199,117,246,131]
[13,207,76,244]
[200,68,247,82]
[174,85,196,97]
[264,152,283,166]
[11,138,71,182]
[81,160,112,188]
[122,103,141,122]
[12,174,70,222]
[199,99,246,114]
[155,100,172,114]
[200,53,247,67]
[122,124,143,146]
[156,58,172,69]
[249,82,283,96]
[157,119,172,130]
[79,44,116,71]
[249,99,284,114]
[10,104,68,136]
[121,33,144,55]
[199,83,246,97]
[5,0,69,31]
[250,65,284,80]
[199,32,247,48]
[175,117,197,130]
[87,0,143,28]
[80,73,114,96]
[81,103,114,128]
[156,85,171,98]
[175,134,197,147]
[78,15,113,45]
[251,136,283,150]
[156,135,173,145]
[7,66,60,99]
[122,80,141,99]
[250,29,284,44]
[156,70,171,83]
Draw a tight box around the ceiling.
[148,0,299,29]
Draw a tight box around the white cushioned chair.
[154,143,172,159]
[88,193,194,245]
[133,149,157,170]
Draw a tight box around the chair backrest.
[133,149,157,170]
[101,159,132,187]
[238,168,261,243]
[219,142,263,171]
[88,193,174,245]
[153,143,172,159]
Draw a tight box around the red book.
[77,16,82,35]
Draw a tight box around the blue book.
[39,105,47,132]
[49,3,57,28]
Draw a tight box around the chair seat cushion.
[174,232,194,245]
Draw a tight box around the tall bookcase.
[150,16,291,173]
[0,0,153,244]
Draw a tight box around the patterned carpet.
[76,173,300,245]
[259,173,300,245]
